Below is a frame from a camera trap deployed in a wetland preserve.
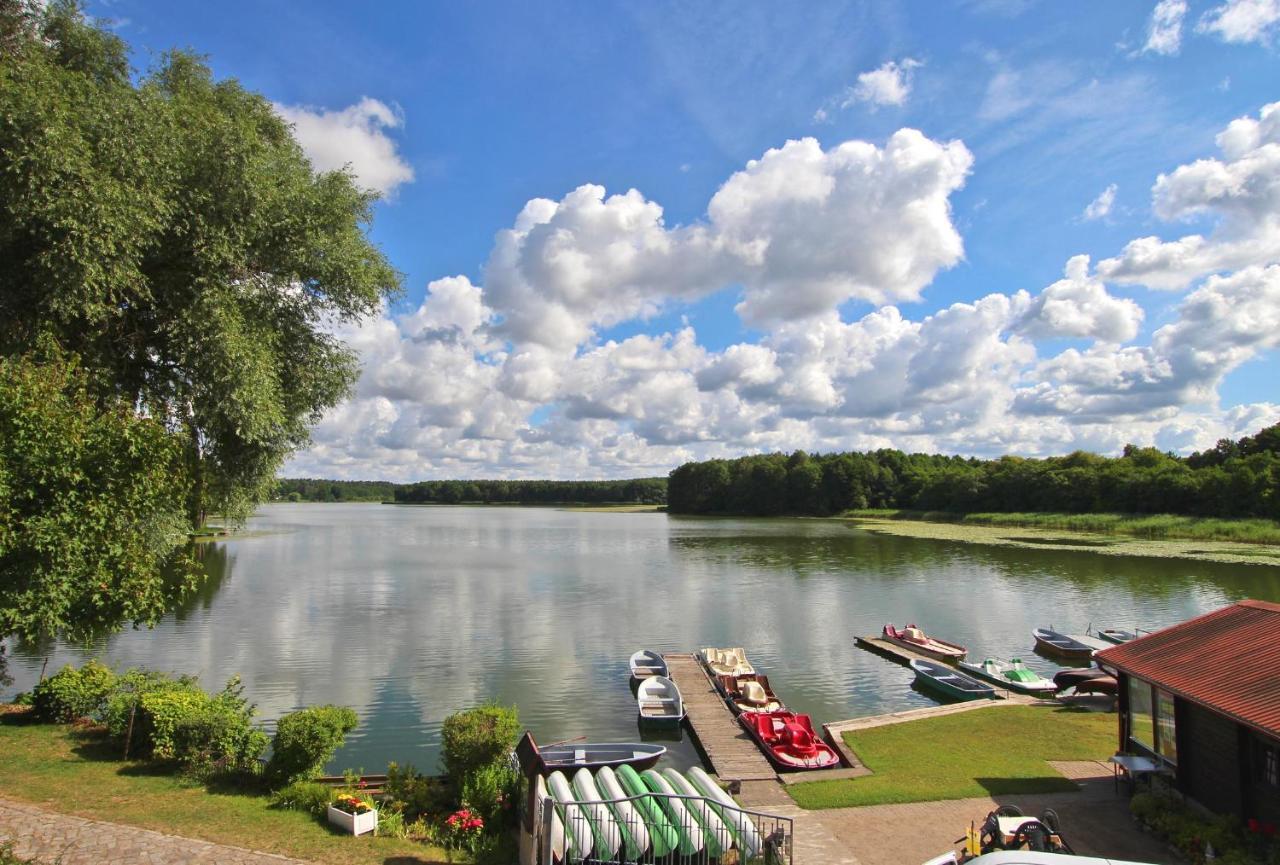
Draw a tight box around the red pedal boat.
[739,711,841,771]
[882,623,967,661]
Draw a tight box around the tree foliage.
[392,477,667,505]
[668,425,1280,520]
[0,0,400,529]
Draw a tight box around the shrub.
[137,687,210,759]
[461,760,519,830]
[31,661,117,722]
[103,669,199,746]
[171,678,268,778]
[264,705,358,787]
[385,761,453,821]
[269,780,333,817]
[440,704,519,787]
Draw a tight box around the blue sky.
[97,0,1280,479]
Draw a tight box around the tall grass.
[850,509,1280,545]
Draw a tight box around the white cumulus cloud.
[275,97,415,195]
[1015,256,1143,343]
[1143,0,1189,54]
[844,58,922,109]
[1197,0,1280,43]
[1082,184,1118,220]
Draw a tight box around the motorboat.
[519,731,666,772]
[1032,628,1096,661]
[717,673,785,714]
[1096,628,1140,645]
[636,675,686,724]
[701,646,755,676]
[957,657,1057,697]
[630,649,668,679]
[739,711,842,770]
[910,658,997,701]
[687,765,763,857]
[883,624,967,661]
[615,765,679,858]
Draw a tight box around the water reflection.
[3,504,1275,776]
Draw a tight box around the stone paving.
[0,796,310,865]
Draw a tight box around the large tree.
[0,0,400,529]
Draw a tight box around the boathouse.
[1096,599,1280,823]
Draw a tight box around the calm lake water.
[6,503,1280,773]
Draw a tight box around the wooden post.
[38,657,48,683]
[123,704,136,760]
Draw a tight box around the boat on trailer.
[910,658,997,701]
[517,731,666,773]
[957,657,1057,696]
[882,623,968,661]
[636,675,686,724]
[701,647,756,677]
[717,673,785,714]
[1032,628,1096,661]
[629,649,668,679]
[739,711,842,770]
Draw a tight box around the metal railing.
[535,790,792,865]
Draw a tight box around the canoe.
[533,774,568,861]
[910,658,997,701]
[545,770,592,859]
[717,673,785,715]
[739,711,842,771]
[640,768,704,855]
[663,768,733,857]
[700,646,756,677]
[883,624,967,661]
[535,739,666,772]
[1097,628,1140,645]
[630,648,668,679]
[616,765,678,858]
[572,767,622,859]
[687,765,763,857]
[1032,628,1096,661]
[637,675,686,724]
[957,657,1057,696]
[595,766,649,860]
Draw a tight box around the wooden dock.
[855,636,1010,698]
[665,653,778,783]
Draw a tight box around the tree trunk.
[186,404,205,531]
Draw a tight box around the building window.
[1155,689,1177,765]
[1128,677,1155,753]
[1259,740,1280,788]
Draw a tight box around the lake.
[5,503,1279,773]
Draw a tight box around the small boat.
[630,649,668,679]
[1032,628,1096,661]
[1096,628,1140,645]
[718,673,785,714]
[545,770,593,859]
[616,765,679,858]
[1073,674,1118,696]
[637,675,686,724]
[1052,666,1112,693]
[594,766,649,860]
[882,624,967,661]
[533,774,569,861]
[687,765,763,857]
[910,658,997,701]
[572,767,622,859]
[957,657,1057,696]
[739,711,842,771]
[640,768,704,856]
[520,732,667,772]
[701,647,755,676]
[663,768,734,857]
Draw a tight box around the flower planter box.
[327,804,378,836]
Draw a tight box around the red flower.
[1249,819,1261,833]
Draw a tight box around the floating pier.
[854,636,1012,699]
[664,653,779,783]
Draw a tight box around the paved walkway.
[0,797,309,865]
[808,761,1179,865]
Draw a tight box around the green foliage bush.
[440,704,520,787]
[264,705,358,787]
[1131,793,1276,865]
[268,780,333,817]
[103,669,197,745]
[461,760,520,830]
[30,661,117,722]
[170,677,268,778]
[385,762,454,821]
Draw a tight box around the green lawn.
[788,705,1115,810]
[0,712,449,864]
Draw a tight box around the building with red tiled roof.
[1096,599,1280,822]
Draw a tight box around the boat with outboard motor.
[883,624,967,661]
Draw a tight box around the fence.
[534,789,792,865]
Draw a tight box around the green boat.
[640,768,704,856]
[910,658,996,701]
[616,764,679,857]
[958,657,1057,696]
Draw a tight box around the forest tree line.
[276,477,669,505]
[667,424,1280,519]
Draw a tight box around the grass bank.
[788,705,1114,810]
[0,711,448,865]
[849,509,1280,544]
